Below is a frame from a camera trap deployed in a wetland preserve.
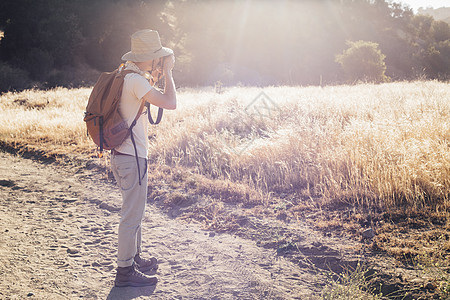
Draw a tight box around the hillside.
[418,6,450,23]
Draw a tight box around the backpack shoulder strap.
[130,99,146,129]
[128,99,146,186]
[119,65,161,126]
[117,66,145,128]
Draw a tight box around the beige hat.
[121,29,173,62]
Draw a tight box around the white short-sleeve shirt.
[114,73,153,159]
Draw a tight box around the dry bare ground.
[0,150,329,299]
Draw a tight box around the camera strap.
[145,102,163,125]
[146,57,165,125]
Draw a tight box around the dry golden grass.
[0,81,449,214]
[0,87,92,155]
[150,82,449,213]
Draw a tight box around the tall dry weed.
[0,82,448,212]
[149,82,449,211]
[0,87,92,154]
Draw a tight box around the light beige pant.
[111,153,148,267]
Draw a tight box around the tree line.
[0,0,449,92]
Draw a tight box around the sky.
[397,0,450,12]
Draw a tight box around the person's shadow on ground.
[106,285,156,300]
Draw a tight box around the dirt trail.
[0,151,325,299]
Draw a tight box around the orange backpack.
[84,65,145,156]
[84,65,164,185]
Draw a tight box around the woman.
[111,29,176,287]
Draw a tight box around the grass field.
[1,81,448,212]
[1,81,449,298]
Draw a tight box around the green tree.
[422,40,450,79]
[1,0,450,89]
[0,0,83,80]
[407,15,450,79]
[77,0,168,71]
[335,40,389,83]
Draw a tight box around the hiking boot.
[115,263,158,287]
[134,254,158,273]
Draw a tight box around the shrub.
[25,48,54,79]
[0,62,31,93]
[44,64,100,88]
[336,40,390,83]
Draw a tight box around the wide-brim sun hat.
[122,29,173,62]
